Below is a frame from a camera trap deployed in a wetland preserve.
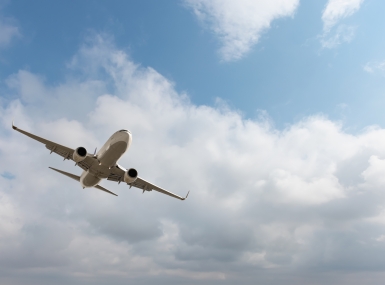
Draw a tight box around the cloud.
[0,15,20,48]
[3,35,385,284]
[322,0,364,32]
[364,61,385,74]
[184,0,299,61]
[320,24,356,49]
[320,0,364,48]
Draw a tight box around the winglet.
[12,120,17,130]
[183,191,190,200]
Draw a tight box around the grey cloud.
[83,200,163,243]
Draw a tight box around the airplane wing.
[12,122,96,170]
[132,177,189,201]
[107,165,189,201]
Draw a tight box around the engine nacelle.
[73,147,87,163]
[124,168,138,184]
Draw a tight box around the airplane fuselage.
[80,130,132,188]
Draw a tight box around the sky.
[2,0,385,284]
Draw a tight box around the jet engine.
[73,147,87,163]
[124,168,138,184]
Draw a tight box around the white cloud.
[364,61,385,74]
[320,0,364,49]
[320,24,356,49]
[3,35,385,283]
[184,0,299,61]
[322,0,364,32]
[361,156,385,186]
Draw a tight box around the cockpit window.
[119,129,128,132]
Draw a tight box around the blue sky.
[2,0,385,129]
[3,1,385,284]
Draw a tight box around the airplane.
[12,122,189,200]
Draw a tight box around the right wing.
[132,177,190,201]
[107,165,189,201]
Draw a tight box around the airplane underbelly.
[99,141,127,167]
[80,171,101,188]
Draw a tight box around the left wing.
[107,165,189,201]
[12,122,95,171]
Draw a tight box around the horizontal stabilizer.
[49,167,117,196]
[95,184,118,196]
[49,167,80,181]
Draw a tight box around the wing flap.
[107,165,125,182]
[77,157,95,171]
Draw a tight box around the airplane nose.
[126,131,132,144]
[117,129,132,144]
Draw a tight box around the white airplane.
[12,122,189,200]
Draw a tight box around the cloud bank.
[184,0,299,61]
[2,36,385,284]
